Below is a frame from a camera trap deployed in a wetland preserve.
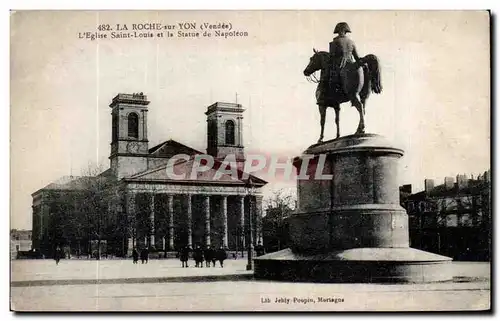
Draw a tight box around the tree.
[133,185,162,250]
[45,190,73,251]
[74,162,116,259]
[264,189,296,212]
[262,189,296,252]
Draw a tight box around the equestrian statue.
[303,22,383,143]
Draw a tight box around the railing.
[113,93,147,101]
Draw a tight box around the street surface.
[10,259,490,311]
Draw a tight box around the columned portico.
[124,186,265,253]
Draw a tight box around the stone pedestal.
[254,134,452,283]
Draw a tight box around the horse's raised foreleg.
[334,104,340,138]
[351,95,365,134]
[318,105,327,143]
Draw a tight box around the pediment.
[148,139,203,158]
[126,156,266,186]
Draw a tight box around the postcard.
[10,10,491,311]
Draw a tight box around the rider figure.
[329,22,360,93]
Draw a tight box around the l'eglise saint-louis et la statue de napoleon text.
[78,22,249,41]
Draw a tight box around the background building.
[10,229,32,259]
[32,93,267,258]
[400,170,491,261]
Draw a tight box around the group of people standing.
[129,245,229,268]
[131,248,149,264]
[179,245,228,268]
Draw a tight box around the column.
[167,194,174,250]
[238,196,245,250]
[221,196,228,248]
[248,196,254,248]
[127,192,136,254]
[187,195,193,247]
[150,194,155,247]
[237,116,243,146]
[255,196,263,244]
[203,195,211,246]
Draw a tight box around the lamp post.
[246,177,255,271]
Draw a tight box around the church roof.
[133,138,266,185]
[148,139,203,157]
[32,168,114,196]
[125,154,267,186]
[98,168,113,178]
[32,175,98,196]
[33,138,267,196]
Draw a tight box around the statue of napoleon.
[303,22,383,143]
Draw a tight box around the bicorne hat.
[334,22,351,34]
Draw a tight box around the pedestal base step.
[254,248,452,283]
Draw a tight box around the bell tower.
[206,102,245,163]
[109,93,149,179]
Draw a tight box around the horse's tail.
[361,54,382,94]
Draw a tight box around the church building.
[31,93,267,257]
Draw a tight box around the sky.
[10,10,490,230]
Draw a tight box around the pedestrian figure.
[132,248,139,264]
[140,247,149,264]
[204,246,213,267]
[193,245,204,268]
[180,246,191,268]
[54,246,62,265]
[215,247,228,268]
[255,243,266,257]
[211,249,217,267]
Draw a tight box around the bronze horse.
[303,49,382,143]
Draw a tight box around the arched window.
[128,113,139,138]
[225,120,235,145]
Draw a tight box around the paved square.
[11,257,251,283]
[10,259,490,311]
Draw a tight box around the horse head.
[303,48,329,77]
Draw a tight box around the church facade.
[31,93,267,257]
